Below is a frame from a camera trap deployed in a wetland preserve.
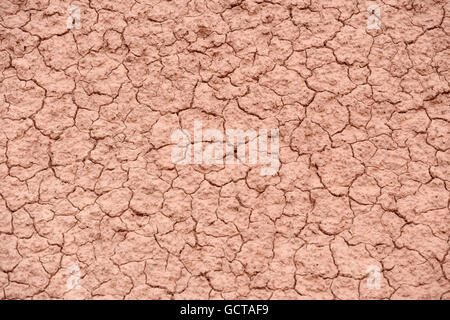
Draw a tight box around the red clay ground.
[0,0,449,300]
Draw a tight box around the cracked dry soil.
[0,0,449,300]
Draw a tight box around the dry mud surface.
[0,0,450,300]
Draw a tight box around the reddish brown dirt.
[0,0,449,300]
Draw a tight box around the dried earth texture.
[0,0,449,300]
